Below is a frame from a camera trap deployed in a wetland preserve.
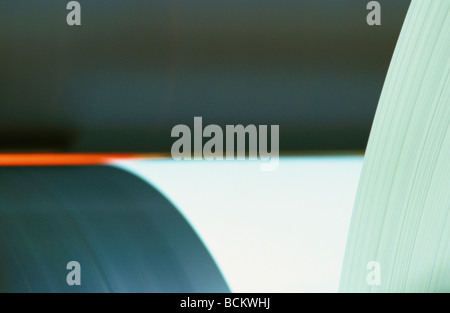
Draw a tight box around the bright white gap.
[114,156,363,293]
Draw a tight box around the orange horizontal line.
[0,154,168,166]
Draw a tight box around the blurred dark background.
[0,0,411,153]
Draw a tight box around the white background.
[115,156,363,292]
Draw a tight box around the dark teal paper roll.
[0,166,229,292]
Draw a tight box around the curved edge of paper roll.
[0,165,230,292]
[110,162,232,292]
[339,0,450,292]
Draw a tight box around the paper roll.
[340,0,450,292]
[0,166,229,292]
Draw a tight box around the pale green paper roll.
[340,0,450,292]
